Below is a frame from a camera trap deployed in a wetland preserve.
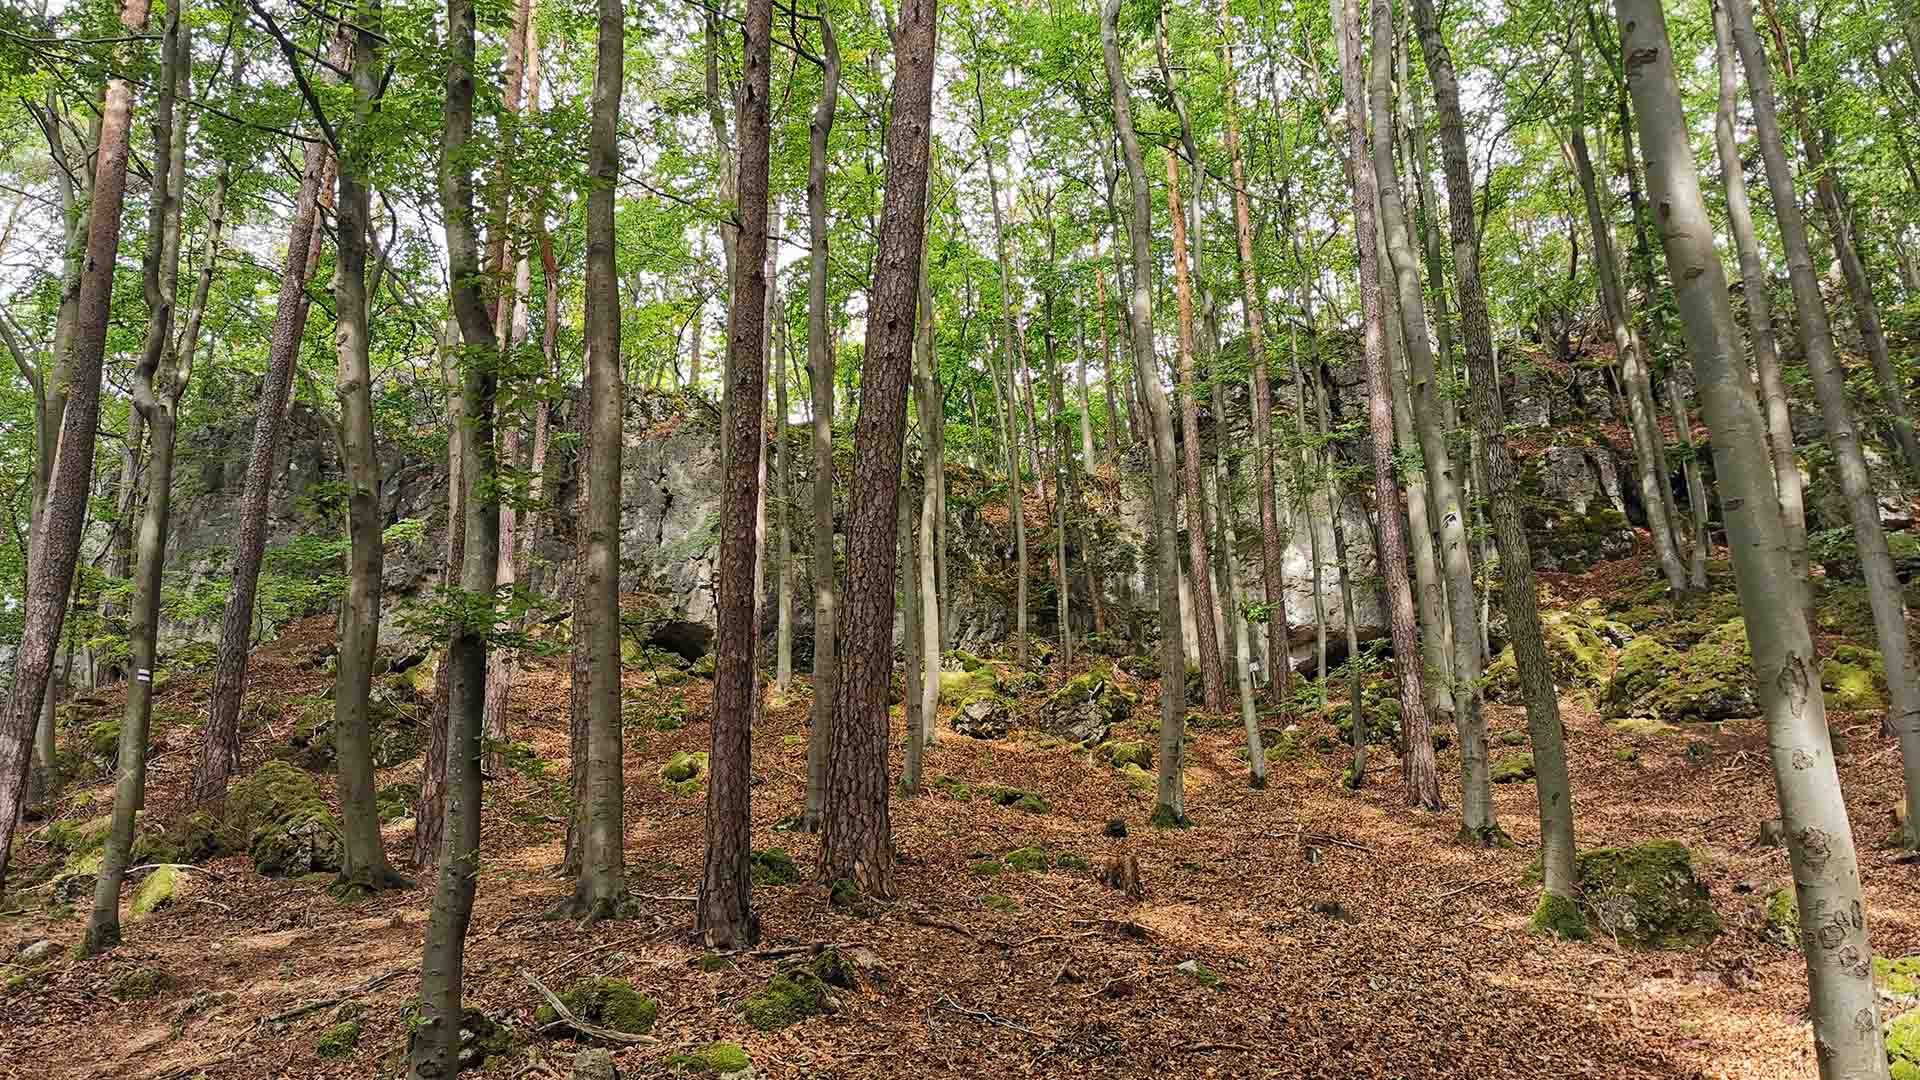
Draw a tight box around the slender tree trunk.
[1668,377,1711,589]
[1294,332,1330,715]
[1730,0,1920,856]
[801,13,840,834]
[1626,2,1888,1069]
[1163,150,1229,715]
[1103,0,1188,826]
[409,0,503,1058]
[900,472,926,795]
[819,0,935,895]
[333,4,404,895]
[1411,0,1577,883]
[558,0,629,922]
[1370,0,1488,830]
[1711,0,1806,597]
[914,225,943,743]
[1339,0,1438,810]
[1096,264,1125,457]
[415,319,460,872]
[194,32,346,803]
[0,0,152,888]
[83,8,191,950]
[774,298,794,696]
[701,0,773,949]
[561,397,590,877]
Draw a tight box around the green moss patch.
[1891,1007,1920,1080]
[316,1019,361,1058]
[938,667,1000,705]
[667,1042,752,1075]
[1610,619,1759,723]
[1877,955,1920,997]
[131,866,181,916]
[982,894,1019,912]
[1529,891,1588,940]
[738,971,828,1031]
[983,786,1048,814]
[1095,740,1152,770]
[749,848,802,886]
[1572,841,1720,949]
[1762,887,1800,949]
[533,977,658,1037]
[109,966,173,1000]
[1175,959,1223,989]
[1490,753,1536,784]
[1003,847,1051,871]
[1487,610,1616,705]
[1821,644,1887,712]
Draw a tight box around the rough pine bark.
[0,0,152,888]
[1623,1,1888,1069]
[700,0,774,948]
[1102,0,1188,826]
[1729,0,1920,854]
[1338,0,1438,810]
[819,0,936,895]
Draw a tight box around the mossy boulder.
[1116,653,1159,680]
[942,650,991,672]
[938,666,1000,705]
[1039,666,1136,744]
[661,750,710,785]
[1095,740,1152,770]
[376,782,420,823]
[738,971,828,1031]
[983,785,1048,814]
[1001,670,1047,696]
[667,1042,752,1075]
[1822,645,1888,712]
[109,966,174,1000]
[1486,610,1615,705]
[1890,1006,1920,1080]
[749,848,801,886]
[1571,841,1720,948]
[1761,886,1799,949]
[131,866,182,916]
[690,654,717,678]
[316,1019,362,1058]
[952,692,1013,739]
[1604,637,1680,718]
[1117,762,1155,793]
[1608,619,1759,723]
[1490,753,1536,784]
[533,977,658,1037]
[229,761,343,876]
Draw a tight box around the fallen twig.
[908,913,978,940]
[535,936,643,980]
[935,995,1042,1038]
[633,892,697,902]
[520,969,658,1045]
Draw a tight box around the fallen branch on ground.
[520,969,659,1045]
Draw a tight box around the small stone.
[571,1047,619,1080]
[17,940,58,965]
[1103,818,1128,838]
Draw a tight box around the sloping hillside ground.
[2,554,1917,1080]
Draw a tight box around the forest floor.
[2,561,1918,1080]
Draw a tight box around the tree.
[801,10,841,834]
[0,0,152,887]
[1337,0,1438,810]
[1726,0,1920,853]
[1620,1,1886,1071]
[408,0,503,1060]
[83,2,194,950]
[819,0,937,896]
[1101,0,1188,827]
[700,0,775,949]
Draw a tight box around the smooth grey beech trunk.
[1102,0,1187,825]
[1727,0,1920,854]
[84,7,192,952]
[1709,0,1807,601]
[1624,4,1888,1074]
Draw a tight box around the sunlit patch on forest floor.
[2,589,1915,1080]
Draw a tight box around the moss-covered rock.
[1001,670,1047,696]
[983,785,1048,814]
[1608,619,1759,723]
[1608,716,1677,737]
[1762,886,1799,949]
[1490,753,1536,784]
[660,750,710,794]
[249,810,343,877]
[1117,762,1155,793]
[533,977,658,1037]
[1174,959,1223,989]
[130,866,181,916]
[1003,846,1051,871]
[1487,611,1615,705]
[376,782,420,823]
[1572,841,1720,948]
[109,966,173,1000]
[1890,1006,1920,1080]
[1822,644,1888,712]
[226,761,344,876]
[1604,637,1677,718]
[938,667,1000,705]
[1039,666,1136,744]
[690,654,717,678]
[1116,653,1159,680]
[316,1019,362,1058]
[749,847,801,886]
[942,650,991,672]
[738,971,828,1031]
[952,692,1013,739]
[1495,729,1528,747]
[1095,740,1152,770]
[667,1042,752,1075]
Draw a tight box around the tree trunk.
[1710,0,1807,597]
[801,13,840,834]
[819,0,935,896]
[558,0,629,923]
[333,5,404,896]
[1410,0,1577,886]
[899,471,926,796]
[774,293,794,696]
[1102,0,1188,826]
[1667,377,1711,589]
[0,0,152,888]
[913,224,942,747]
[1729,0,1920,856]
[1625,1,1889,1069]
[194,33,345,804]
[1338,0,1438,811]
[1163,150,1229,716]
[1370,0,1489,830]
[83,7,191,950]
[699,0,773,949]
[415,318,461,872]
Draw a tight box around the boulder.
[738,971,828,1031]
[1761,886,1798,949]
[1487,610,1615,705]
[1572,841,1720,948]
[1490,753,1536,784]
[534,977,659,1037]
[661,751,709,785]
[951,694,1013,739]
[1038,667,1136,744]
[1607,619,1759,723]
[937,667,999,706]
[1095,741,1152,770]
[17,940,59,965]
[131,866,182,916]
